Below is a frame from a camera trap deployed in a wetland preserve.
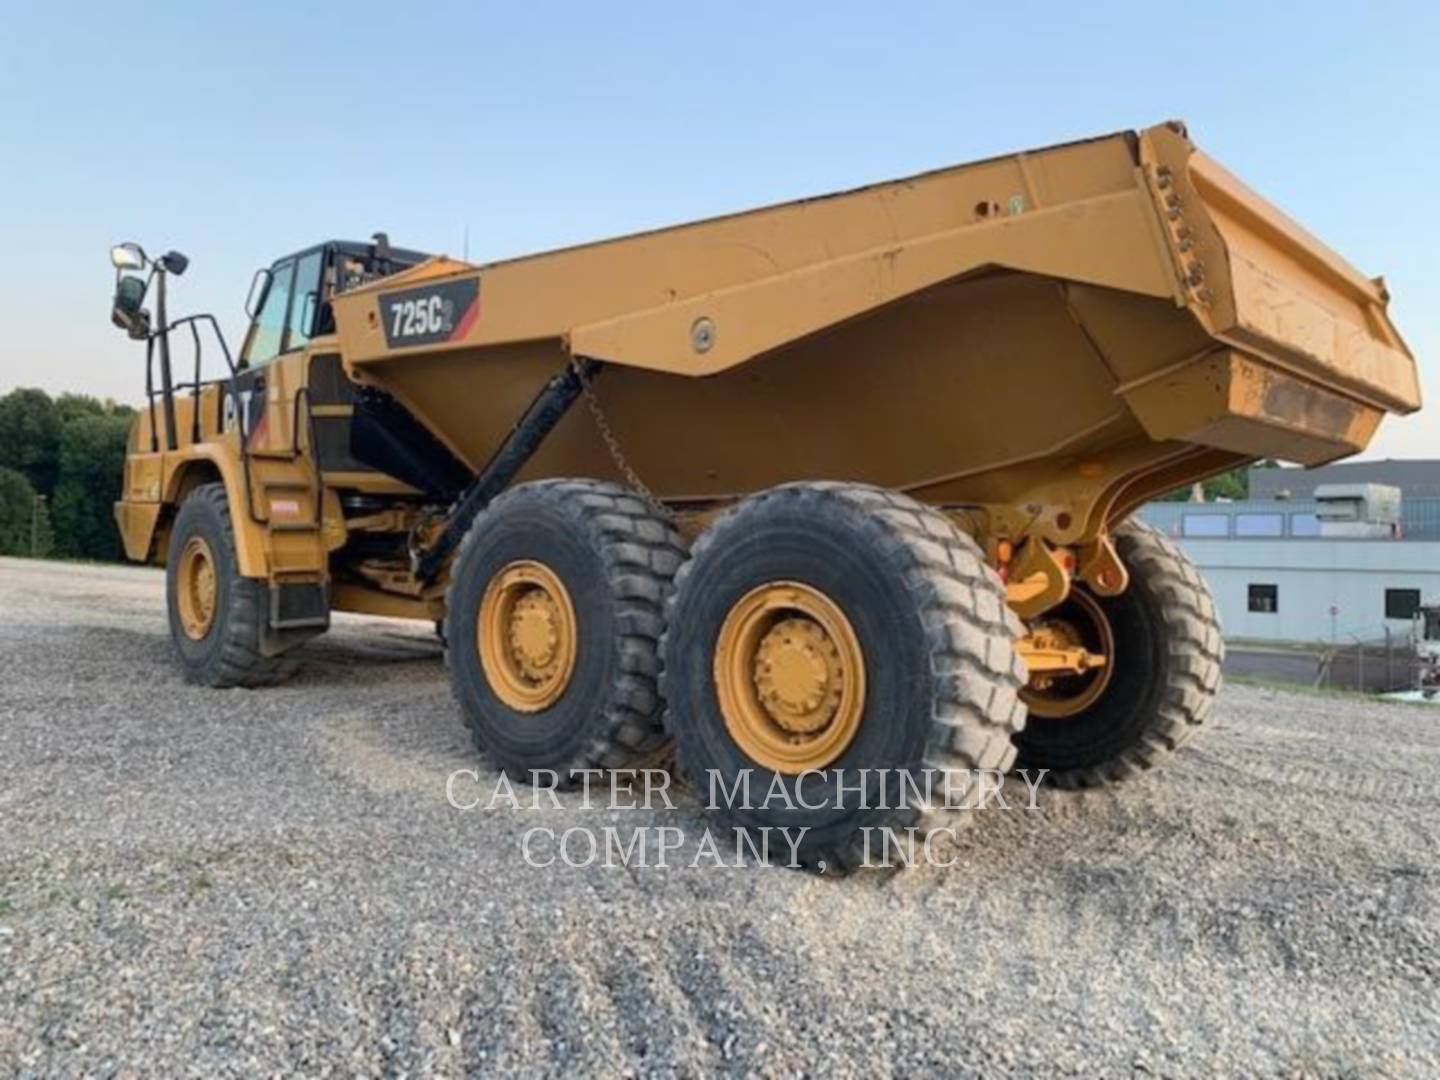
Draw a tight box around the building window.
[1183,514,1229,538]
[1385,588,1422,620]
[1248,584,1278,613]
[1235,513,1284,537]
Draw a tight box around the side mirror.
[111,242,147,271]
[244,267,272,319]
[159,250,189,276]
[111,273,151,339]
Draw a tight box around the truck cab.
[110,235,452,672]
[239,238,429,369]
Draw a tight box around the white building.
[1155,536,1440,644]
[1139,490,1440,645]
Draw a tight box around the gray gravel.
[2,555,1439,1077]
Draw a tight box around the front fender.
[150,447,270,578]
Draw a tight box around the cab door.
[235,250,325,455]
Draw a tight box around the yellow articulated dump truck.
[111,121,1417,870]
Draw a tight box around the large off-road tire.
[165,483,297,688]
[446,479,687,781]
[1014,519,1222,788]
[660,482,1028,874]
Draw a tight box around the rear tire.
[446,479,687,781]
[1013,520,1222,787]
[660,482,1027,874]
[165,483,297,688]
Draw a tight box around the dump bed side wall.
[337,132,1175,376]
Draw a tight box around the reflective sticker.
[1008,194,1026,215]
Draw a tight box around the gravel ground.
[2,556,1439,1077]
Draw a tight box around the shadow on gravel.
[275,630,446,689]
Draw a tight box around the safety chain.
[571,358,676,523]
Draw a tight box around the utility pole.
[31,493,45,557]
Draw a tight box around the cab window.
[244,259,294,366]
[288,250,324,350]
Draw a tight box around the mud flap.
[258,581,330,657]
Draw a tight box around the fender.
[156,446,271,578]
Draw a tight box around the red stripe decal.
[449,297,480,341]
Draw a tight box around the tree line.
[0,388,134,560]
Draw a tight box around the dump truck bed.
[331,121,1417,549]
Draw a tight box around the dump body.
[327,121,1418,557]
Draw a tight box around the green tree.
[1159,461,1279,503]
[55,392,108,426]
[1202,467,1248,501]
[53,393,136,427]
[49,412,131,560]
[0,465,51,556]
[0,388,62,496]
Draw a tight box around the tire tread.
[446,478,686,780]
[660,481,1028,872]
[170,483,296,689]
[1043,519,1223,789]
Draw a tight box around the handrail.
[288,386,324,529]
[141,312,265,525]
[142,313,239,445]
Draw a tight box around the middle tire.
[446,479,688,781]
[661,482,1028,873]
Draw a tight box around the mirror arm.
[144,336,159,453]
[188,319,204,444]
[154,269,179,451]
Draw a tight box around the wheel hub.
[714,582,866,774]
[478,561,578,712]
[754,617,844,733]
[176,536,218,641]
[1027,618,1084,690]
[1021,589,1116,719]
[508,588,563,679]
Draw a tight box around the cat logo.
[222,378,268,446]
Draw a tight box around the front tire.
[660,482,1028,873]
[1013,520,1223,787]
[165,483,296,688]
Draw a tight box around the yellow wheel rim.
[176,536,218,641]
[477,560,578,712]
[1021,589,1116,719]
[714,581,866,774]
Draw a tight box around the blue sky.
[1,1,1435,457]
